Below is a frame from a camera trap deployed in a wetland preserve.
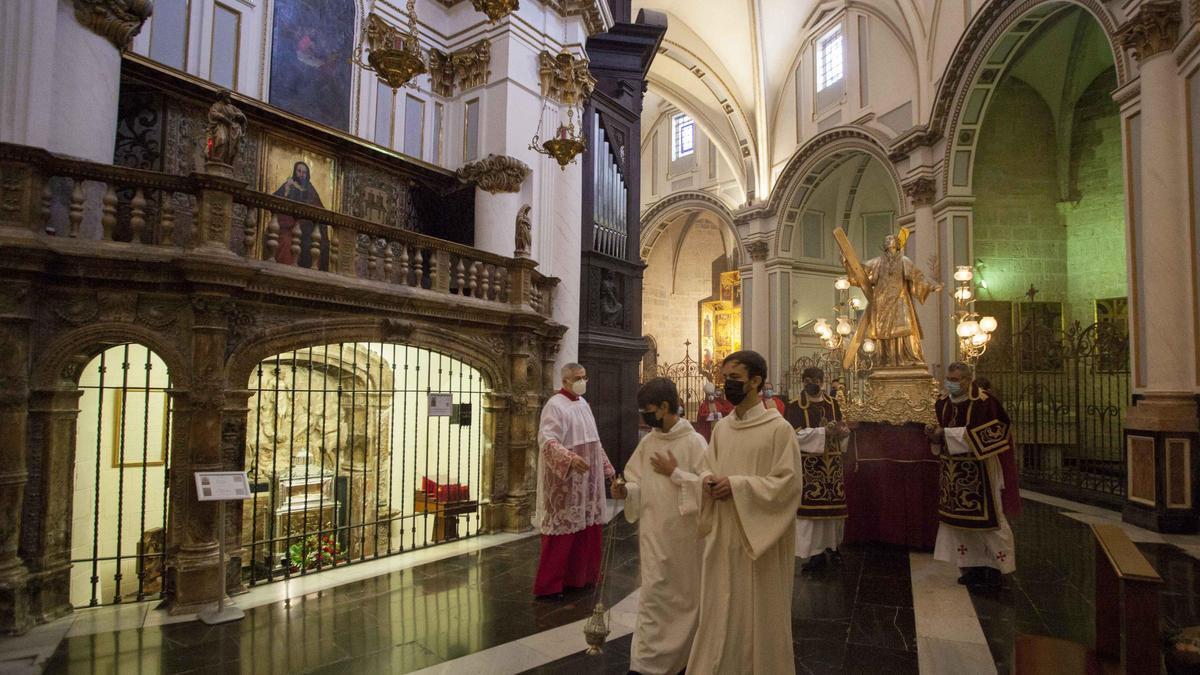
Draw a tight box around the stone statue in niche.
[204,90,246,173]
[598,269,623,328]
[515,204,532,258]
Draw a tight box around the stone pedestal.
[1123,394,1200,533]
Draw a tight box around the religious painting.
[258,134,338,270]
[268,0,356,131]
[1015,301,1064,373]
[699,298,742,371]
[719,270,742,307]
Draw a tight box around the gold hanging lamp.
[352,0,427,92]
[471,0,519,23]
[530,51,589,169]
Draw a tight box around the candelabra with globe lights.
[950,265,997,364]
[813,276,876,368]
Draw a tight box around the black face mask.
[641,410,664,429]
[724,379,749,405]
[804,382,822,396]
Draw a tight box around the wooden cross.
[831,227,873,370]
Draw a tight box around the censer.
[583,491,620,654]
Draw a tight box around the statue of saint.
[515,204,532,258]
[840,232,942,368]
[204,90,246,169]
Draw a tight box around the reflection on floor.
[25,493,1200,674]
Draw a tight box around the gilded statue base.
[842,366,939,427]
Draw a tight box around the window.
[209,3,240,89]
[671,113,695,160]
[374,80,394,147]
[403,95,425,159]
[817,26,844,92]
[149,0,189,71]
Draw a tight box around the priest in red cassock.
[532,363,615,599]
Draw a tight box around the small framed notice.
[194,471,252,502]
[429,393,453,417]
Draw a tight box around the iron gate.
[243,343,486,585]
[643,341,720,420]
[71,343,173,607]
[977,319,1130,503]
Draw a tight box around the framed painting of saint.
[258,134,339,271]
[268,0,356,131]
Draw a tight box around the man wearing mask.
[760,381,785,414]
[532,363,615,599]
[611,377,706,675]
[926,362,1017,589]
[785,367,851,573]
[695,380,732,441]
[683,350,802,674]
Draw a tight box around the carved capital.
[457,154,532,194]
[72,0,153,50]
[747,240,770,262]
[538,50,596,105]
[903,177,937,208]
[429,39,492,98]
[1119,1,1182,62]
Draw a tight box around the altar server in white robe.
[611,377,706,675]
[683,350,803,675]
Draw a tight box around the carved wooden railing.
[0,143,557,316]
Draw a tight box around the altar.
[843,422,940,549]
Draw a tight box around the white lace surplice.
[534,393,614,536]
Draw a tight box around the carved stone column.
[1117,1,1200,532]
[747,240,771,357]
[903,177,940,371]
[192,175,245,254]
[0,284,31,634]
[167,295,230,612]
[21,388,83,627]
[479,392,510,532]
[500,333,537,532]
[457,155,531,259]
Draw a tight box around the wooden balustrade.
[0,142,556,317]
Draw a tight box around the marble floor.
[2,491,1198,674]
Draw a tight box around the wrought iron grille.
[976,319,1130,503]
[642,341,720,420]
[243,343,487,586]
[71,344,173,607]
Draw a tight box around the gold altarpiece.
[699,271,742,371]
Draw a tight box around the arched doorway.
[241,342,489,585]
[70,343,174,607]
[942,2,1131,502]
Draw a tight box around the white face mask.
[571,378,587,396]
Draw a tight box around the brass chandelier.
[352,0,427,93]
[472,0,519,23]
[950,265,998,364]
[530,52,589,169]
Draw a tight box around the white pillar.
[0,0,56,150]
[747,240,770,359]
[50,0,125,162]
[473,188,526,257]
[904,177,941,372]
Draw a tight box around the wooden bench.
[1014,523,1163,675]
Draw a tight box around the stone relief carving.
[96,291,137,323]
[538,51,596,105]
[456,155,531,194]
[746,240,770,262]
[597,268,624,329]
[514,204,532,258]
[53,294,99,326]
[343,166,418,230]
[903,177,936,208]
[1119,1,1181,61]
[429,39,492,97]
[72,0,153,50]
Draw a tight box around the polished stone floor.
[6,492,1198,674]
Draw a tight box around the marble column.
[747,240,770,359]
[1118,1,1200,532]
[904,177,940,372]
[1,1,150,162]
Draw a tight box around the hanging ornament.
[352,0,427,93]
[471,0,519,23]
[530,51,590,169]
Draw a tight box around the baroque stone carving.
[1118,1,1181,62]
[382,318,417,342]
[204,91,247,175]
[538,51,596,105]
[53,294,99,326]
[429,40,492,97]
[515,205,532,258]
[746,240,770,262]
[72,0,153,50]
[97,291,137,323]
[903,177,937,208]
[457,155,531,194]
[840,370,940,427]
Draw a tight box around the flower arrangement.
[287,534,344,572]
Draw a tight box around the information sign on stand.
[429,393,453,416]
[193,471,251,625]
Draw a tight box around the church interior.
[1,0,1199,673]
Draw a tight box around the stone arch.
[929,0,1130,195]
[225,317,510,396]
[766,126,904,256]
[31,323,191,390]
[640,190,741,263]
